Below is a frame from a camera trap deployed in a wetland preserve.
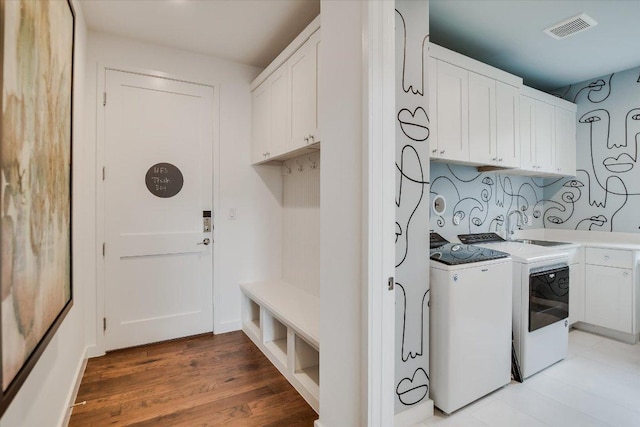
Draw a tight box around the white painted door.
[288,30,320,151]
[434,59,469,161]
[251,81,270,164]
[104,69,214,351]
[496,82,520,168]
[585,265,632,333]
[534,100,555,173]
[555,106,576,175]
[519,95,537,172]
[468,71,496,165]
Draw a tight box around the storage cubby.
[263,311,288,367]
[243,294,261,339]
[239,280,320,412]
[294,335,319,397]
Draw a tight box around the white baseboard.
[394,399,434,427]
[59,347,89,427]
[215,320,242,334]
[313,420,324,427]
[85,344,105,359]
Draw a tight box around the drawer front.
[585,247,632,268]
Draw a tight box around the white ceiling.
[80,0,320,69]
[81,1,640,92]
[430,0,640,91]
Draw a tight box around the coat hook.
[283,162,292,175]
[296,159,304,172]
[308,156,317,169]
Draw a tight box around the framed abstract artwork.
[0,0,74,415]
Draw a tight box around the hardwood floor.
[69,331,318,426]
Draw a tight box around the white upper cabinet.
[519,87,576,176]
[555,106,577,175]
[251,66,288,164]
[251,81,271,164]
[534,100,555,174]
[468,71,496,165]
[495,82,520,168]
[431,59,470,162]
[429,43,576,176]
[250,18,320,165]
[288,31,320,152]
[430,44,523,168]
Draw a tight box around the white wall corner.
[393,399,434,427]
[58,347,89,427]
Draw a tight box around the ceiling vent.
[544,13,597,40]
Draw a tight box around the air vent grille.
[544,13,597,40]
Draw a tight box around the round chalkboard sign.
[145,163,184,198]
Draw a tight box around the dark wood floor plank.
[68,331,317,426]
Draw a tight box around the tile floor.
[420,329,640,427]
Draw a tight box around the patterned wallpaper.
[430,163,544,237]
[544,66,640,232]
[394,0,431,413]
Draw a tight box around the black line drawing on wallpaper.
[570,73,613,104]
[396,368,429,406]
[396,286,430,362]
[575,215,608,230]
[396,144,427,267]
[395,3,430,410]
[398,107,430,141]
[430,164,547,234]
[395,9,429,96]
[488,215,504,232]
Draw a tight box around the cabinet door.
[288,31,319,152]
[555,106,576,176]
[535,100,555,173]
[468,72,496,165]
[495,83,520,168]
[519,95,536,171]
[251,82,270,164]
[435,60,469,162]
[585,265,633,333]
[568,263,584,325]
[269,66,289,158]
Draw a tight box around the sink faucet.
[506,210,525,241]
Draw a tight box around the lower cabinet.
[569,263,585,325]
[585,264,633,333]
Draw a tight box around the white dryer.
[429,233,512,414]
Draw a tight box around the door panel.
[468,71,496,165]
[496,82,520,168]
[435,60,469,161]
[104,70,214,351]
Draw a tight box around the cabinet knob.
[440,150,445,155]
[266,152,270,157]
[492,157,498,161]
[498,158,503,162]
[431,149,437,155]
[623,271,629,277]
[309,135,315,143]
[304,137,309,144]
[604,255,609,260]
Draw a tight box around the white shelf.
[240,279,320,413]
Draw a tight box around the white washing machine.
[429,233,512,414]
[459,233,571,380]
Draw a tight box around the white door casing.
[103,69,214,351]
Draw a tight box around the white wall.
[282,152,320,296]
[84,32,284,353]
[318,1,364,425]
[0,2,89,425]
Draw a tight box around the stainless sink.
[514,239,571,247]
